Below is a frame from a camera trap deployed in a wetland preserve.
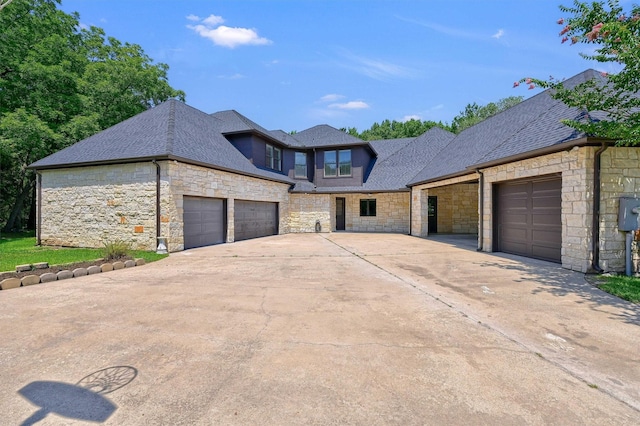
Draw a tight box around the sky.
[58,0,618,133]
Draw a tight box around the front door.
[336,197,346,231]
[428,196,437,234]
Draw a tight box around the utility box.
[618,197,640,231]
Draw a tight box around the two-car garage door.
[494,176,562,263]
[183,196,278,249]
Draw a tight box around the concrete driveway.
[1,233,638,425]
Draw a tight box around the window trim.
[360,199,376,217]
[324,149,352,178]
[294,152,307,178]
[266,144,282,172]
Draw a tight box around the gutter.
[476,169,484,251]
[36,171,42,246]
[152,160,161,241]
[589,143,608,274]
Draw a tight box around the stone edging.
[0,258,146,291]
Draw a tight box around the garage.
[234,200,278,241]
[183,196,226,249]
[494,175,561,263]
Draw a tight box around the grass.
[599,275,640,303]
[0,232,168,273]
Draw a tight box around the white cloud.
[203,14,225,26]
[492,29,505,39]
[329,101,370,110]
[187,14,272,48]
[320,94,345,103]
[337,50,416,80]
[401,115,422,122]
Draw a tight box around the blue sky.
[59,0,613,133]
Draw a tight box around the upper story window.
[295,152,307,178]
[266,144,282,171]
[324,149,351,177]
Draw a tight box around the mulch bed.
[0,256,133,281]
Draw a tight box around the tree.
[0,0,185,231]
[0,0,14,11]
[518,0,640,145]
[450,96,523,133]
[344,119,448,141]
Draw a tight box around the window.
[295,152,307,178]
[360,199,376,217]
[324,151,337,177]
[266,144,282,171]
[339,150,351,176]
[324,149,351,177]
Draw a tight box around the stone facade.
[411,174,479,238]
[162,161,291,250]
[334,192,410,233]
[410,146,640,273]
[480,147,593,272]
[40,163,158,250]
[599,147,640,271]
[287,193,332,233]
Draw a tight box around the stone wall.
[427,183,478,234]
[411,174,479,238]
[40,163,158,250]
[481,147,593,272]
[163,161,291,250]
[599,147,640,272]
[288,193,332,233]
[338,192,410,233]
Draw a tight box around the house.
[30,69,640,273]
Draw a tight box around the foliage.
[450,96,523,133]
[342,96,523,140]
[599,275,640,303]
[342,119,448,141]
[0,0,185,231]
[0,233,167,272]
[102,239,131,260]
[517,0,640,145]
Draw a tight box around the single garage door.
[183,196,226,249]
[495,175,561,263]
[234,200,278,241]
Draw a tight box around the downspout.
[36,171,42,246]
[152,160,161,242]
[476,169,484,251]
[590,143,608,273]
[408,187,413,236]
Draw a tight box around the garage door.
[183,196,226,249]
[234,200,278,241]
[495,176,561,263]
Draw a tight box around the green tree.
[345,119,448,141]
[450,96,523,133]
[0,0,185,231]
[520,0,640,145]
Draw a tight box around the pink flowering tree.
[516,0,640,145]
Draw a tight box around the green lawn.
[599,275,640,303]
[0,232,167,273]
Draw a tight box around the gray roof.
[293,125,366,148]
[292,127,456,193]
[30,100,294,184]
[408,69,604,186]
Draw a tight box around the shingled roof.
[408,69,605,186]
[30,100,294,184]
[293,125,366,148]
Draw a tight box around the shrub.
[103,240,131,260]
